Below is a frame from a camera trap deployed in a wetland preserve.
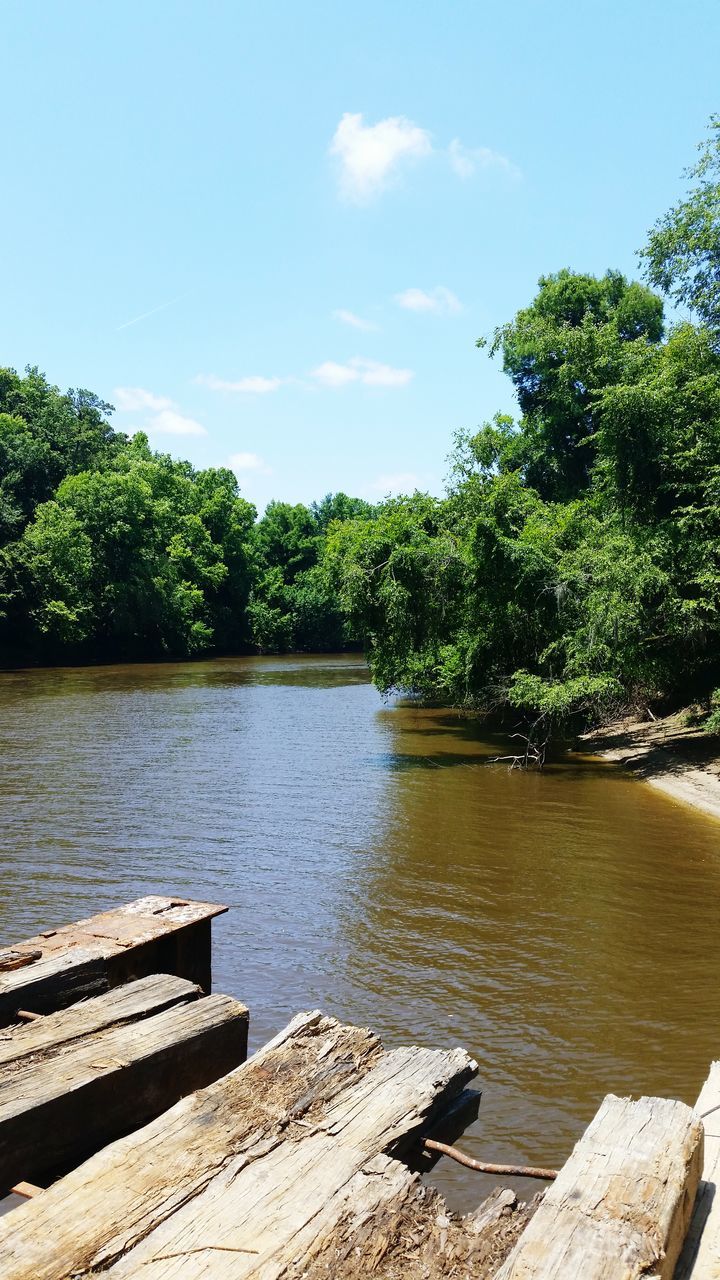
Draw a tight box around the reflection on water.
[1,654,719,1212]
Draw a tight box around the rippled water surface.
[1,653,719,1211]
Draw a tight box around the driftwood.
[0,974,248,1191]
[675,1059,720,1278]
[494,1093,703,1280]
[424,1138,557,1180]
[0,1010,476,1279]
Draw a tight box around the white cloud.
[112,387,207,436]
[229,452,272,475]
[368,472,423,496]
[394,286,462,315]
[333,309,378,332]
[113,386,174,412]
[330,112,432,203]
[311,360,360,388]
[354,357,413,387]
[448,138,519,180]
[195,374,283,394]
[311,356,413,389]
[151,409,207,436]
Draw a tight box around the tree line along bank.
[2,119,720,741]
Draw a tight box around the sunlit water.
[1,653,719,1211]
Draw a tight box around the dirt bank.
[581,711,720,822]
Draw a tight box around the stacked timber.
[0,1010,506,1279]
[0,973,248,1191]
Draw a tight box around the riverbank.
[581,710,720,822]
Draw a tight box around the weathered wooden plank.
[0,1011,475,1280]
[494,1093,703,1280]
[0,973,202,1067]
[674,1060,720,1278]
[0,989,248,1192]
[5,896,228,1005]
[0,948,108,1026]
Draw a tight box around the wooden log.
[674,1059,720,1278]
[0,984,248,1192]
[0,1010,475,1280]
[494,1093,703,1280]
[0,948,108,1027]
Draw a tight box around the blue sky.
[1,1,718,512]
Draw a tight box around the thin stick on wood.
[423,1138,557,1180]
[16,1010,43,1022]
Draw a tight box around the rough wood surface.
[0,947,108,1026]
[295,1162,542,1279]
[675,1060,720,1278]
[2,896,228,1009]
[17,896,228,955]
[494,1093,703,1280]
[0,1010,475,1280]
[0,985,248,1192]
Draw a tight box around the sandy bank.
[581,711,720,822]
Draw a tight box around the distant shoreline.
[581,712,720,823]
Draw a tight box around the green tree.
[641,117,720,339]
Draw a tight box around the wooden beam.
[494,1093,703,1280]
[0,981,248,1192]
[0,1011,475,1279]
[0,948,108,1027]
[2,896,228,1016]
[675,1060,720,1278]
[0,972,202,1068]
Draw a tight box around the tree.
[641,117,720,340]
[484,270,664,500]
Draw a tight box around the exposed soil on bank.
[581,710,720,822]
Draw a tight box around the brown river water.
[1,652,719,1212]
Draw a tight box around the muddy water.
[1,653,719,1211]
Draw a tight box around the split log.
[675,1059,720,1278]
[494,1093,703,1280]
[0,1010,475,1280]
[0,978,248,1191]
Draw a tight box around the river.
[1,652,719,1212]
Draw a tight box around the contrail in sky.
[115,294,188,331]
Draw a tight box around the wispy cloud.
[229,452,272,475]
[368,471,423,496]
[311,356,413,389]
[330,112,432,203]
[394,286,462,315]
[195,374,283,394]
[333,309,378,332]
[151,409,206,436]
[113,386,174,412]
[112,387,207,436]
[448,139,520,180]
[115,295,186,332]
